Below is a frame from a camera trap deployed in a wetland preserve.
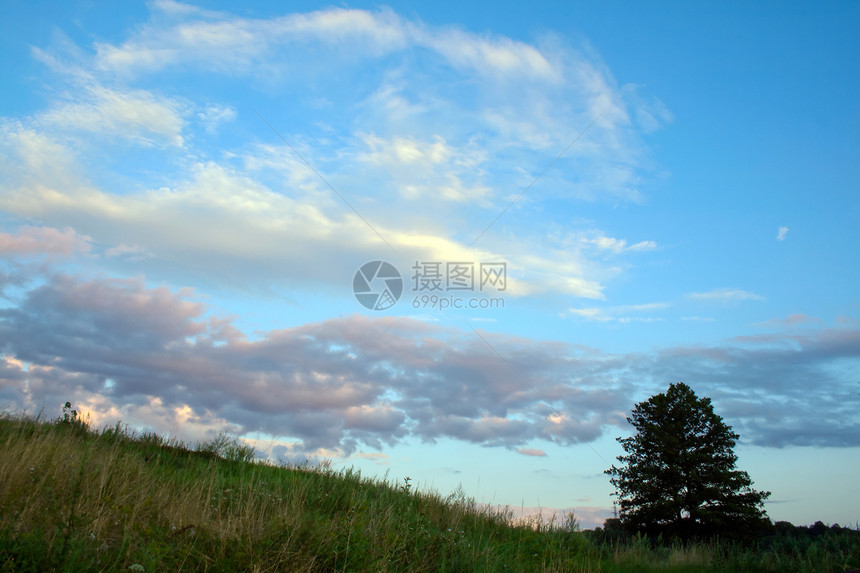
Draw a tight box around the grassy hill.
[0,410,857,572]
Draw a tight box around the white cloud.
[567,308,609,321]
[93,4,555,82]
[360,134,453,166]
[624,85,674,133]
[567,302,668,323]
[355,133,492,204]
[777,226,789,241]
[38,85,187,147]
[688,288,765,303]
[84,2,650,196]
[586,235,657,254]
[413,25,558,80]
[197,104,237,134]
[0,128,614,298]
[104,243,153,261]
[0,121,82,185]
[2,4,669,302]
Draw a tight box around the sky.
[1,0,858,529]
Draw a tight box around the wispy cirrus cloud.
[37,84,187,147]
[687,288,765,303]
[93,3,556,82]
[354,133,491,204]
[197,103,237,134]
[80,1,661,197]
[753,313,822,329]
[1,2,669,303]
[566,302,669,323]
[104,243,153,261]
[0,129,645,298]
[585,236,657,254]
[356,452,391,466]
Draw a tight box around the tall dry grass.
[1,410,857,572]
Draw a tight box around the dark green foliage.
[606,383,771,541]
[58,402,90,436]
[194,432,256,463]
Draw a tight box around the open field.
[0,411,857,572]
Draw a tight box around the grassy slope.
[0,413,856,572]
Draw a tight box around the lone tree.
[605,382,770,540]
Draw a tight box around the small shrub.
[59,402,90,435]
[195,433,256,463]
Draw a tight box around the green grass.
[0,410,857,572]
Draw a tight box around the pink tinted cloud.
[1,271,859,455]
[0,226,91,257]
[516,447,547,457]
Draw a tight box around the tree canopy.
[605,382,770,540]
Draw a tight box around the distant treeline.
[591,517,860,545]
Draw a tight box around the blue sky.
[1,0,858,528]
